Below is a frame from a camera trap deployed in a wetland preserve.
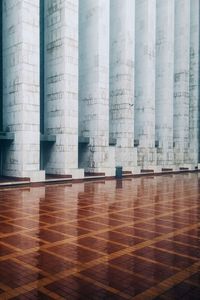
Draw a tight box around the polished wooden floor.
[0,173,200,299]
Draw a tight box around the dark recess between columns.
[40,0,45,134]
[199,2,200,162]
[0,1,3,131]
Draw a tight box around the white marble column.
[189,0,199,165]
[44,0,83,178]
[3,0,44,181]
[135,0,157,168]
[79,0,115,176]
[155,0,174,166]
[174,0,190,165]
[109,0,137,171]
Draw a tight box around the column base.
[79,144,116,175]
[137,147,157,168]
[131,166,141,174]
[115,147,137,170]
[157,148,174,166]
[188,148,198,165]
[70,168,84,179]
[174,148,192,165]
[23,170,46,182]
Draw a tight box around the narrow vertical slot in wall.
[0,1,3,132]
[199,2,200,163]
[40,0,45,170]
[0,1,3,176]
[40,0,45,135]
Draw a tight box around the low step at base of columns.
[0,176,30,182]
[141,169,154,173]
[122,171,132,175]
[84,167,116,177]
[173,164,197,171]
[0,166,199,187]
[84,172,105,177]
[46,174,72,182]
[0,176,30,187]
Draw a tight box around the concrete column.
[156,0,174,166]
[174,0,190,165]
[3,0,44,181]
[189,0,199,165]
[44,0,83,178]
[109,0,137,171]
[79,0,115,176]
[135,0,157,168]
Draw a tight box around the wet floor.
[0,173,199,299]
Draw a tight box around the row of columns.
[80,0,199,172]
[1,0,199,180]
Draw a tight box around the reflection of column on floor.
[116,180,123,189]
[44,0,83,179]
[135,0,157,168]
[172,174,186,223]
[22,187,45,281]
[3,0,44,182]
[174,0,190,165]
[189,0,199,165]
[109,0,137,171]
[79,0,115,176]
[156,0,174,167]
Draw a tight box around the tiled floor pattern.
[0,173,199,299]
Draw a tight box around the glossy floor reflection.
[0,173,200,299]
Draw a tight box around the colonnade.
[0,0,199,181]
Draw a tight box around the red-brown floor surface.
[0,173,200,300]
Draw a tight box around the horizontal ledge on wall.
[109,138,117,146]
[40,134,56,143]
[78,136,90,144]
[0,132,15,142]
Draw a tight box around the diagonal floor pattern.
[0,173,199,299]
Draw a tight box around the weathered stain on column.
[3,0,44,181]
[156,0,174,166]
[44,0,83,178]
[189,0,199,164]
[109,0,137,170]
[135,0,156,167]
[79,0,115,175]
[174,0,190,164]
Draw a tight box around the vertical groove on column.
[0,1,2,132]
[40,0,45,135]
[189,0,199,165]
[199,2,200,163]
